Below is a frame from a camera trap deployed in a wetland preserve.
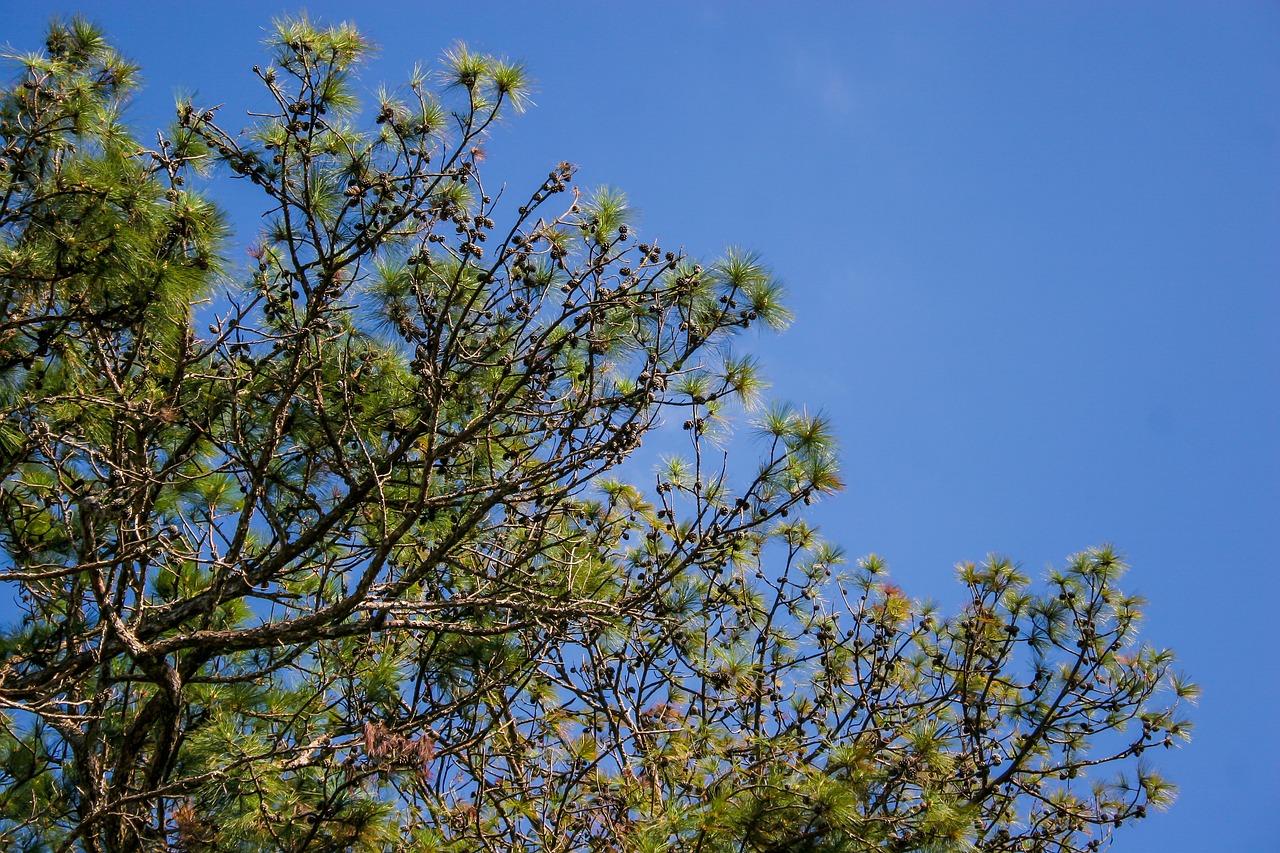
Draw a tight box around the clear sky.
[4,2,1277,850]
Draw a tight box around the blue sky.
[4,2,1277,849]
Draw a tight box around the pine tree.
[0,17,1193,853]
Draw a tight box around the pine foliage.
[0,18,1192,853]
